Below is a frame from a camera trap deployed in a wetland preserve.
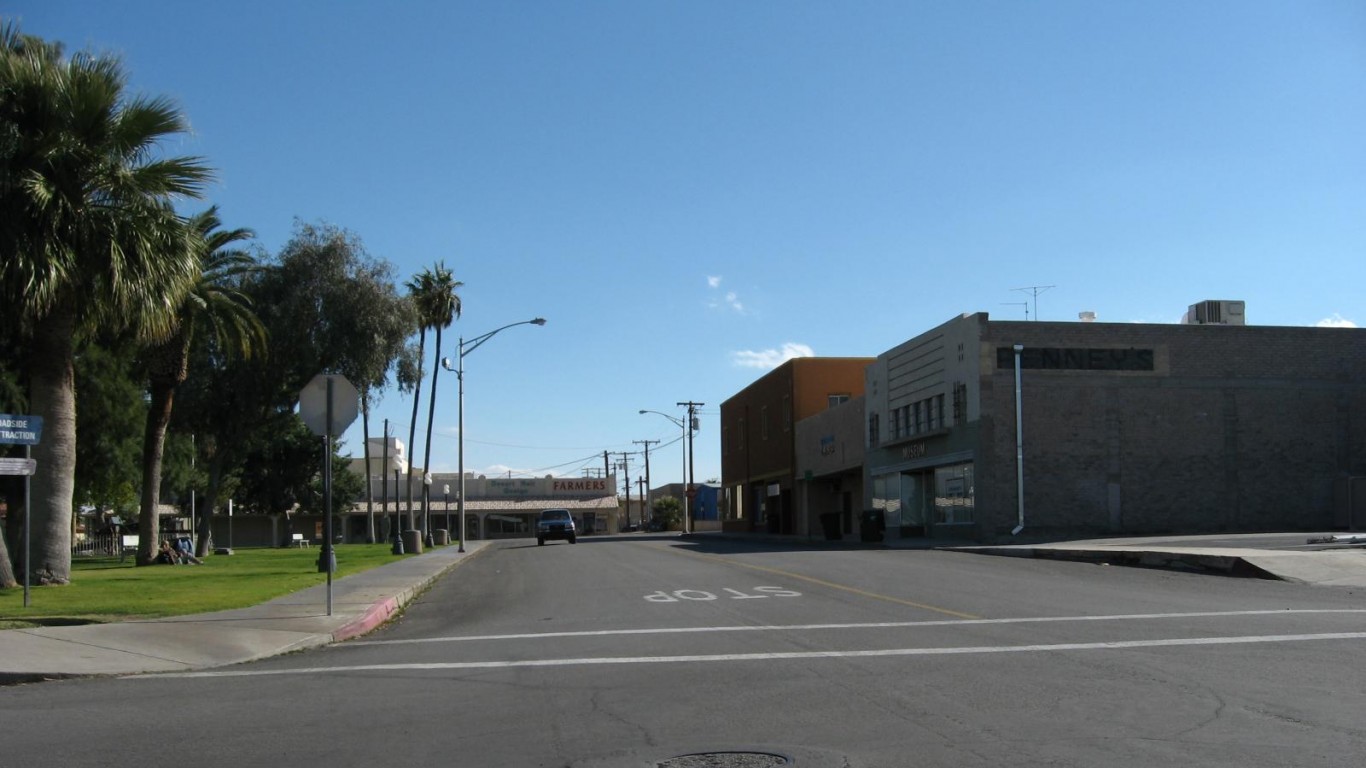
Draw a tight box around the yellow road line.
[656,544,980,620]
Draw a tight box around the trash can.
[402,529,424,554]
[433,529,449,546]
[819,512,841,541]
[859,509,885,543]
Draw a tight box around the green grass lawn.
[0,544,418,627]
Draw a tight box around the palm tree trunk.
[0,519,16,589]
[1,478,21,579]
[404,329,426,531]
[421,324,444,535]
[137,378,176,565]
[361,397,375,543]
[28,309,78,585]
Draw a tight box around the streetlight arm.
[639,409,684,428]
[438,317,545,554]
[459,318,546,359]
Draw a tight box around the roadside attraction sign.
[0,413,43,445]
[1,413,43,606]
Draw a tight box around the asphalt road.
[3,535,1365,767]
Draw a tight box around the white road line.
[348,609,1366,646]
[141,631,1366,679]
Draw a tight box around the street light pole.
[640,409,688,531]
[444,483,451,537]
[443,317,546,554]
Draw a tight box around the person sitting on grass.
[175,537,203,565]
[157,539,179,564]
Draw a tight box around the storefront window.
[872,473,902,530]
[933,463,975,524]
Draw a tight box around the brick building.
[721,357,874,534]
[865,310,1366,542]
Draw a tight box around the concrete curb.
[335,595,402,642]
[951,545,1281,580]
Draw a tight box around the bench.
[289,532,311,548]
[119,535,138,563]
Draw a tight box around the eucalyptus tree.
[0,26,211,584]
[74,334,146,521]
[332,260,416,542]
[174,221,412,548]
[135,208,263,565]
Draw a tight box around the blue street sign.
[0,414,43,445]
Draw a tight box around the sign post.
[0,414,43,607]
[299,375,359,616]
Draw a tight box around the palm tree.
[401,276,430,532]
[135,208,263,565]
[417,263,462,542]
[0,27,212,583]
[401,263,462,538]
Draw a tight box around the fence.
[72,532,126,557]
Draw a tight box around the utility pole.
[612,451,631,531]
[677,401,704,534]
[633,439,659,515]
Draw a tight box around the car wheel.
[537,538,545,546]
[569,536,577,544]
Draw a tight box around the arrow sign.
[0,457,36,476]
[0,414,43,445]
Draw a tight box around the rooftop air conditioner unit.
[1184,300,1246,326]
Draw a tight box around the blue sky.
[10,1,1364,489]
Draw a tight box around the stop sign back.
[299,374,359,436]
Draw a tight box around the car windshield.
[540,510,570,521]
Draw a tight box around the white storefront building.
[346,437,620,540]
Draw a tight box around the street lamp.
[442,317,547,553]
[443,483,451,536]
[640,409,688,533]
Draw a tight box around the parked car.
[537,508,577,546]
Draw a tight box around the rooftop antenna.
[1012,285,1055,321]
[1001,301,1029,320]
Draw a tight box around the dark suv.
[537,508,577,546]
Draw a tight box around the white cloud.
[731,342,815,369]
[706,275,745,313]
[1316,314,1357,329]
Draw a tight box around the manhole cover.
[658,753,790,768]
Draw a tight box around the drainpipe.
[1013,344,1026,536]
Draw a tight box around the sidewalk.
[0,541,489,685]
[950,534,1366,588]
[684,530,1366,588]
